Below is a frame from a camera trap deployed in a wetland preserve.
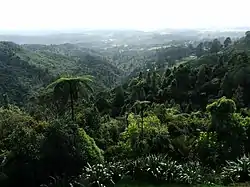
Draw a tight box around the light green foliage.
[120,113,169,156]
[207,97,236,115]
[205,97,247,164]
[122,113,162,140]
[0,105,47,147]
[78,128,104,164]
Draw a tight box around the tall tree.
[47,75,93,120]
[2,93,9,109]
[210,39,222,53]
[132,100,150,140]
[196,42,204,57]
[224,37,232,48]
[245,31,250,45]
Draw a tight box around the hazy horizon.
[0,0,250,33]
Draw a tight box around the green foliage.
[221,155,250,183]
[177,161,206,185]
[78,128,104,164]
[0,41,124,107]
[47,75,93,120]
[121,113,170,157]
[4,32,250,187]
[127,155,179,183]
[75,155,219,186]
[224,37,232,48]
[210,39,222,53]
[76,106,102,137]
[76,161,126,187]
[95,118,125,151]
[206,97,236,115]
[0,106,103,187]
[0,105,46,149]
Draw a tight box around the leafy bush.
[125,155,179,183]
[221,155,250,183]
[41,122,103,178]
[76,161,126,187]
[74,154,219,186]
[0,106,46,186]
[78,127,104,165]
[0,107,103,187]
[121,113,170,157]
[177,161,209,185]
[76,107,101,137]
[95,119,125,151]
[0,106,42,141]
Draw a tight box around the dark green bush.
[0,107,103,187]
[41,122,103,178]
[221,155,250,183]
[126,154,179,183]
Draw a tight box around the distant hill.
[0,42,53,106]
[0,42,123,106]
[187,33,250,68]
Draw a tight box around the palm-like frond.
[46,75,94,90]
[80,81,94,93]
[133,100,150,109]
[45,75,94,120]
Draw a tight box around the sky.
[0,0,249,32]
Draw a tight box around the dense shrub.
[75,155,219,187]
[78,127,104,164]
[76,161,126,187]
[41,122,103,179]
[221,155,250,184]
[120,113,170,157]
[0,107,103,187]
[95,119,125,151]
[126,155,179,183]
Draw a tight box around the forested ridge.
[0,42,123,106]
[1,31,250,187]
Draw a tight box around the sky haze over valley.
[0,0,249,33]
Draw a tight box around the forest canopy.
[1,30,250,187]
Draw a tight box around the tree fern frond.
[45,75,94,120]
[46,77,70,89]
[80,81,94,93]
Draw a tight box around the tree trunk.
[141,108,144,140]
[125,113,129,128]
[69,82,74,121]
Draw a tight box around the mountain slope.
[0,42,123,106]
[0,42,53,105]
[21,43,123,87]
